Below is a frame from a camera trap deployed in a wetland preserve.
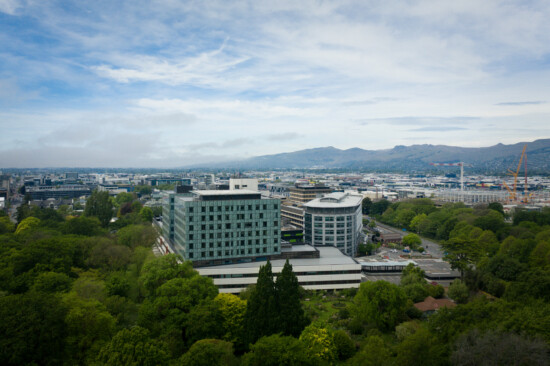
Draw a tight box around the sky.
[1,0,550,168]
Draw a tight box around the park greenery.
[0,195,549,365]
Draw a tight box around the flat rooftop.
[199,245,359,271]
[304,192,363,208]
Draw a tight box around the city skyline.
[1,1,550,167]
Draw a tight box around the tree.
[403,233,422,250]
[299,324,337,364]
[0,216,15,234]
[448,279,469,304]
[394,327,447,366]
[410,213,427,233]
[488,202,505,216]
[140,206,154,222]
[117,224,157,249]
[362,197,372,215]
[352,280,408,331]
[85,190,113,227]
[115,192,134,207]
[14,216,40,236]
[184,300,224,347]
[63,292,116,364]
[62,216,103,236]
[139,254,195,296]
[370,199,391,216]
[214,293,247,349]
[347,335,392,366]
[180,339,237,366]
[97,326,169,366]
[332,329,355,360]
[275,259,308,337]
[241,334,315,366]
[0,292,67,365]
[442,223,482,278]
[244,261,279,344]
[32,271,72,293]
[451,329,549,366]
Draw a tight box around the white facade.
[304,192,363,256]
[230,178,259,191]
[197,246,362,294]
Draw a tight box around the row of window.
[208,269,361,279]
[187,203,279,213]
[217,279,360,289]
[189,238,277,249]
[189,246,279,259]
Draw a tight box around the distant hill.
[190,139,550,174]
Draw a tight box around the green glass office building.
[163,190,281,266]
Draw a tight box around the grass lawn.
[302,290,353,323]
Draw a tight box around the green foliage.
[0,216,15,234]
[333,329,356,360]
[32,271,72,293]
[135,185,153,196]
[86,238,133,271]
[0,291,67,366]
[362,197,372,215]
[15,216,40,236]
[97,326,169,366]
[370,199,391,216]
[115,192,135,207]
[140,206,154,222]
[242,334,315,366]
[427,283,445,298]
[488,202,505,215]
[402,233,422,250]
[276,260,309,337]
[448,279,469,304]
[244,261,279,344]
[63,292,116,364]
[451,329,549,366]
[85,190,114,227]
[352,280,408,331]
[184,300,224,347]
[117,224,157,249]
[106,272,131,297]
[429,297,550,344]
[403,283,429,303]
[139,254,195,296]
[299,323,337,363]
[347,335,392,366]
[62,216,103,236]
[394,327,447,366]
[214,293,247,349]
[180,339,238,366]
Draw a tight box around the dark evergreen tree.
[85,190,113,227]
[244,261,278,345]
[276,259,308,337]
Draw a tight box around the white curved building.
[304,192,363,256]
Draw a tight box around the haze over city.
[1,0,550,168]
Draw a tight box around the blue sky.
[1,0,549,168]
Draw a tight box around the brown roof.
[414,296,456,312]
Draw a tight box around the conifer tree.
[276,259,308,337]
[244,261,278,344]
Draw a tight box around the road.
[366,217,445,259]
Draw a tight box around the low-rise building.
[197,246,362,293]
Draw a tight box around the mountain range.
[193,139,550,174]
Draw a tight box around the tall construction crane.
[502,144,527,202]
[429,162,468,193]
